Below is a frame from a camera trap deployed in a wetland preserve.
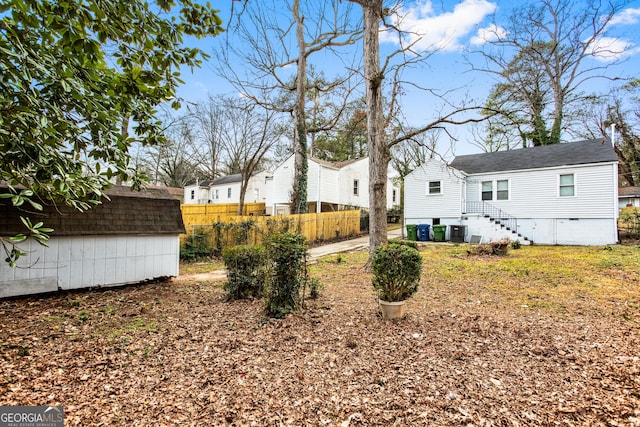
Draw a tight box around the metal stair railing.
[464,201,518,232]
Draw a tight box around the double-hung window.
[353,179,359,196]
[481,181,493,201]
[559,174,575,197]
[428,181,442,195]
[496,180,509,200]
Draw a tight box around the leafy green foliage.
[388,238,418,250]
[264,233,308,318]
[371,243,422,302]
[180,227,217,261]
[619,207,640,238]
[222,245,267,300]
[0,0,223,264]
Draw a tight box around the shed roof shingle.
[0,186,185,237]
[449,138,617,174]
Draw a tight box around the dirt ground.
[1,245,639,426]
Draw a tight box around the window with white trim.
[353,179,359,196]
[215,189,219,199]
[559,174,575,197]
[392,189,397,203]
[496,179,509,200]
[481,181,493,201]
[428,181,441,195]
[227,187,232,198]
[190,190,195,200]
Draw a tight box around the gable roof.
[449,138,617,175]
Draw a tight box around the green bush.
[264,233,307,318]
[372,243,422,302]
[619,207,640,237]
[388,238,419,250]
[222,245,266,300]
[180,227,216,261]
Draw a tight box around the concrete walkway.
[307,228,403,260]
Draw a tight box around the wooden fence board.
[180,209,361,251]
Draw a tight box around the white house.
[404,138,619,245]
[619,187,640,209]
[265,156,399,215]
[183,171,271,205]
[0,186,185,298]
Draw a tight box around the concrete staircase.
[463,202,533,245]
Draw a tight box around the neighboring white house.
[265,156,399,215]
[404,138,619,245]
[183,172,271,205]
[619,186,640,208]
[0,186,185,298]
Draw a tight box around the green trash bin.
[406,224,418,241]
[432,224,447,242]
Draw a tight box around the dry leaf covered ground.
[1,243,640,426]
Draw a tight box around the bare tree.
[473,0,631,146]
[189,97,226,179]
[200,97,284,214]
[346,0,494,259]
[139,120,205,188]
[219,0,361,213]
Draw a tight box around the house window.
[227,188,232,198]
[481,181,493,201]
[428,181,441,195]
[559,174,575,197]
[353,179,359,196]
[190,190,195,200]
[392,189,397,203]
[497,180,509,200]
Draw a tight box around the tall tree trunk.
[238,177,248,216]
[361,1,388,260]
[291,0,308,214]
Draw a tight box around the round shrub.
[372,243,422,302]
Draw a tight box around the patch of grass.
[314,244,640,318]
[179,259,225,275]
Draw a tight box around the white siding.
[183,184,205,204]
[266,156,296,213]
[404,159,464,224]
[0,235,180,298]
[338,159,368,208]
[465,163,617,219]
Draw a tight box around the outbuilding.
[0,186,185,298]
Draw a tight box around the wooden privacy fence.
[180,210,362,256]
[181,203,266,227]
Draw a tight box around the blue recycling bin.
[417,224,430,241]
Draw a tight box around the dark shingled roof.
[449,138,617,174]
[210,174,242,185]
[0,185,185,237]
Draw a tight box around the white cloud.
[587,36,636,62]
[380,0,498,52]
[609,7,640,26]
[470,24,507,45]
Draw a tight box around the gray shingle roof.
[449,138,617,174]
[210,174,242,185]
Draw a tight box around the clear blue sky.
[174,0,640,156]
